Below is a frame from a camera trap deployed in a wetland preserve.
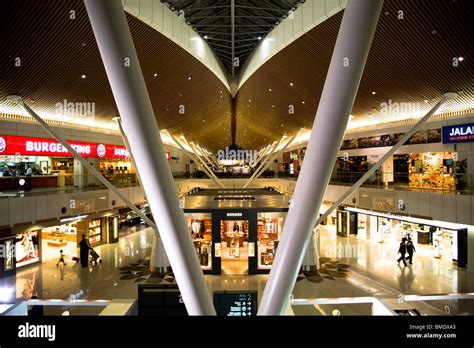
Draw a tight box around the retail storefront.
[0,134,131,190]
[337,206,468,268]
[183,188,289,274]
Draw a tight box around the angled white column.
[84,0,214,315]
[243,139,282,188]
[244,132,299,188]
[169,134,224,188]
[187,141,226,189]
[7,96,156,230]
[258,0,384,315]
[114,117,170,273]
[313,93,457,229]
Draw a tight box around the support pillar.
[258,0,384,315]
[114,117,170,273]
[301,228,320,272]
[84,0,215,315]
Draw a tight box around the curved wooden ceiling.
[236,0,472,148]
[0,0,472,152]
[0,0,231,150]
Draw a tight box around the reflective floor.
[5,223,474,315]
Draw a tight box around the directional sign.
[213,290,258,316]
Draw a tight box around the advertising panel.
[0,135,129,159]
[442,123,474,144]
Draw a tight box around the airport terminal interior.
[0,0,473,321]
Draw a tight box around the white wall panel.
[22,197,35,223]
[35,196,48,221]
[9,198,22,225]
[430,194,443,220]
[0,199,9,226]
[47,195,59,219]
[456,195,471,225]
[442,194,456,223]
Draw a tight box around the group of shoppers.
[397,236,416,266]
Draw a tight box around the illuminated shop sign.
[166,152,170,161]
[442,123,474,144]
[226,212,243,217]
[0,135,129,159]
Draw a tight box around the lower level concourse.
[5,189,473,316]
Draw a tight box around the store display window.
[257,212,286,270]
[220,220,248,258]
[41,223,79,262]
[15,230,40,268]
[88,219,103,244]
[4,239,14,271]
[185,213,212,269]
[408,152,455,190]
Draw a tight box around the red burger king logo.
[0,137,6,153]
[97,144,106,157]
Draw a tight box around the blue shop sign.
[442,123,474,144]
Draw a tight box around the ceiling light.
[431,30,437,35]
[301,101,305,104]
[81,75,86,79]
[272,105,275,108]
[257,36,262,40]
[458,57,464,61]
[369,114,373,117]
[371,91,376,95]
[153,73,157,77]
[187,76,192,80]
[204,35,208,39]
[424,99,428,103]
[248,99,251,102]
[290,82,294,86]
[268,88,272,92]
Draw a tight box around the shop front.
[0,134,131,190]
[183,188,290,275]
[338,206,468,268]
[183,209,288,275]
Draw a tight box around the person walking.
[406,238,416,265]
[397,238,407,266]
[79,234,90,268]
[56,249,67,266]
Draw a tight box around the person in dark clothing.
[406,239,416,264]
[28,295,44,317]
[397,239,407,266]
[79,234,90,268]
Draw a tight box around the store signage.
[0,136,6,153]
[442,123,474,144]
[226,212,242,217]
[166,152,170,161]
[96,144,106,157]
[248,242,255,257]
[213,291,258,316]
[59,214,88,223]
[214,243,221,257]
[0,135,129,159]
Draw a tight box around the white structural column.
[244,132,299,188]
[169,134,224,188]
[7,96,157,230]
[84,0,215,315]
[258,0,384,315]
[187,141,226,189]
[243,139,282,188]
[313,93,456,228]
[114,117,170,273]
